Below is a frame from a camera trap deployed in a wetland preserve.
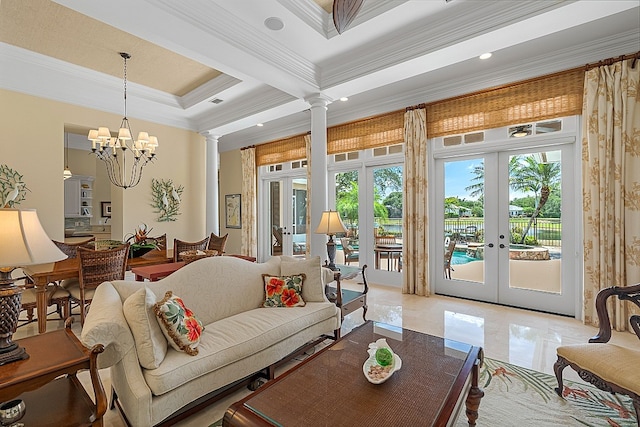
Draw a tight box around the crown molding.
[179,74,242,110]
[195,86,297,131]
[151,0,319,92]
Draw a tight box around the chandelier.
[87,52,158,189]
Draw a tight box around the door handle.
[499,244,505,248]
[486,243,494,248]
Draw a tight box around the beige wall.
[218,149,243,254]
[0,89,206,247]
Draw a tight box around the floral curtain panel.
[241,147,257,257]
[402,107,430,295]
[305,134,312,257]
[582,57,640,331]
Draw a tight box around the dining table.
[374,243,403,271]
[22,249,172,334]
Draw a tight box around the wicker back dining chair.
[173,237,211,262]
[52,237,96,258]
[66,243,130,325]
[208,233,228,254]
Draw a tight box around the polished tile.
[12,279,639,426]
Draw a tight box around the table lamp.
[0,209,67,365]
[315,210,347,271]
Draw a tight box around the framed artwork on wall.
[101,201,112,217]
[225,194,241,229]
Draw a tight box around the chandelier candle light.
[87,52,158,189]
[315,210,347,271]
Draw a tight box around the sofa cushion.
[280,256,326,302]
[123,287,168,369]
[143,302,338,396]
[262,274,306,307]
[154,291,204,356]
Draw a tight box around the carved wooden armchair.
[554,284,640,422]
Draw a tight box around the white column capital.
[200,131,221,142]
[304,93,333,110]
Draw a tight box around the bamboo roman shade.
[426,68,585,137]
[327,110,404,155]
[255,133,307,166]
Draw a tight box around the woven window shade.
[255,134,307,166]
[328,110,404,155]
[426,68,584,137]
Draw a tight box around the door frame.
[430,116,582,318]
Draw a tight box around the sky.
[445,159,482,201]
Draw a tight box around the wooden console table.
[325,265,368,322]
[132,261,185,281]
[0,322,107,426]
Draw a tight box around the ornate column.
[202,131,220,235]
[305,94,332,260]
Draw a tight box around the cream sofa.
[81,255,340,427]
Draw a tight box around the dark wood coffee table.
[224,321,484,426]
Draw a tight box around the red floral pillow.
[154,291,204,356]
[262,274,306,307]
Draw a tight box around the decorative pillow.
[123,287,168,369]
[280,256,325,302]
[154,291,204,356]
[262,274,306,307]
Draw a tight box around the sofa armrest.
[81,281,136,369]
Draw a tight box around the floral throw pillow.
[154,291,204,356]
[262,274,306,307]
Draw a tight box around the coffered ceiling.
[1,0,638,151]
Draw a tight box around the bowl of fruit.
[362,338,402,384]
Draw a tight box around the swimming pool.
[451,251,478,265]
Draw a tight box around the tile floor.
[12,278,639,426]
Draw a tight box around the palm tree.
[510,155,560,244]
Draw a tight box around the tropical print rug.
[454,358,637,426]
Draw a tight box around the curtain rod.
[406,103,426,112]
[585,51,640,70]
[240,145,255,150]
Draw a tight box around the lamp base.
[0,343,28,366]
[326,236,340,271]
[0,281,29,366]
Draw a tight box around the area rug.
[454,358,637,426]
[211,357,637,427]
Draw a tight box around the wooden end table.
[0,321,107,426]
[325,265,368,322]
[224,321,484,427]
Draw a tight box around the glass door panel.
[335,170,359,268]
[370,165,403,285]
[265,178,307,257]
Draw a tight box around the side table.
[325,265,368,322]
[132,261,185,281]
[0,321,107,426]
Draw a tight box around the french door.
[434,143,576,316]
[260,177,308,258]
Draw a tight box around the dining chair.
[208,233,228,254]
[17,267,69,326]
[52,237,96,258]
[65,243,130,325]
[173,237,211,262]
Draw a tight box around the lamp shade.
[315,210,347,235]
[0,209,67,268]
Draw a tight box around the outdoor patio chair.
[444,238,457,279]
[553,284,640,421]
[340,238,359,265]
[461,226,478,242]
[272,226,283,255]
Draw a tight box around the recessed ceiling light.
[264,17,284,31]
[339,97,349,102]
[479,52,492,60]
[256,123,264,127]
